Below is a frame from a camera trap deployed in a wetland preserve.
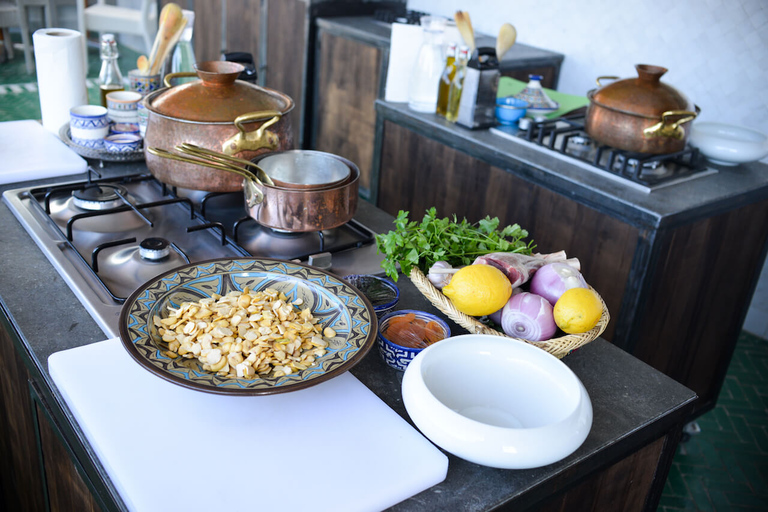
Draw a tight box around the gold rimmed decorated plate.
[119,258,377,395]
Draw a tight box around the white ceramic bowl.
[690,122,768,166]
[401,334,592,469]
[106,90,142,124]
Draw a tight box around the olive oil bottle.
[436,42,457,117]
[98,34,124,107]
[445,46,469,123]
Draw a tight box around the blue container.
[377,309,450,371]
[495,97,529,125]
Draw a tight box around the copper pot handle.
[163,71,198,87]
[223,111,282,155]
[595,75,620,87]
[643,110,698,140]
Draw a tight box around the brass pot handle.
[223,110,282,155]
[595,75,620,87]
[643,110,698,140]
[163,71,197,87]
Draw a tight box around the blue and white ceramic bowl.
[110,122,140,136]
[69,105,110,148]
[377,309,450,371]
[106,90,142,124]
[103,134,142,153]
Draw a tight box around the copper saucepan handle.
[223,111,283,155]
[146,146,265,204]
[643,109,698,140]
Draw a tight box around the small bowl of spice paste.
[343,274,400,318]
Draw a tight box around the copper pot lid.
[589,64,693,119]
[148,61,294,122]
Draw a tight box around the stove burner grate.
[517,114,708,187]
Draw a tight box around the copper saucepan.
[148,147,359,233]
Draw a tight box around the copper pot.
[245,151,359,232]
[143,61,294,192]
[584,64,698,154]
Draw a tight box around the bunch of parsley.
[376,208,535,281]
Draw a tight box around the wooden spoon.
[454,11,475,52]
[147,3,187,75]
[496,23,517,60]
[137,55,149,74]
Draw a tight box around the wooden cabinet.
[372,109,768,420]
[0,311,107,512]
[0,313,45,512]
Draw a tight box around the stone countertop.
[375,100,768,230]
[0,162,695,511]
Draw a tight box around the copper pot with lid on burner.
[584,64,699,154]
[142,60,294,193]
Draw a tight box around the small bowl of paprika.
[377,309,450,371]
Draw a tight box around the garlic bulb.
[428,261,455,289]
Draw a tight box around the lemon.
[553,288,603,334]
[442,264,512,316]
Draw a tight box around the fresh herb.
[376,208,535,281]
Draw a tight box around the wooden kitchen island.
[0,161,697,511]
[371,100,768,421]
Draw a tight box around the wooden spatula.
[137,55,149,74]
[496,23,517,60]
[454,11,475,52]
[147,3,187,76]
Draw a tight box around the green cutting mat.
[497,77,589,119]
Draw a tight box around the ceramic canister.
[128,69,162,97]
[106,91,142,124]
[69,105,110,148]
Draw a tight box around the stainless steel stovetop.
[490,114,718,193]
[3,172,384,338]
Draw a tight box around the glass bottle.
[435,42,457,117]
[171,10,197,84]
[98,34,124,107]
[408,16,447,113]
[445,46,470,123]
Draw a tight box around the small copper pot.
[143,61,294,192]
[244,151,359,232]
[584,64,698,154]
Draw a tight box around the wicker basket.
[409,267,610,359]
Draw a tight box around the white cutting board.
[0,120,87,185]
[49,338,448,512]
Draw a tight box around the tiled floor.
[2,35,767,512]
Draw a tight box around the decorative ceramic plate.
[59,123,144,162]
[119,258,377,395]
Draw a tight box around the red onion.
[529,262,588,305]
[500,292,557,341]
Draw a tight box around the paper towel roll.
[33,28,89,134]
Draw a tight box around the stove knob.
[308,252,332,271]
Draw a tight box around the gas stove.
[3,171,383,338]
[490,113,718,192]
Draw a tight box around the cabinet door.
[0,318,45,512]
[34,400,102,512]
[314,30,385,199]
